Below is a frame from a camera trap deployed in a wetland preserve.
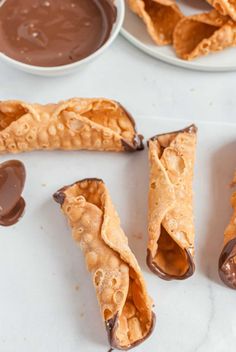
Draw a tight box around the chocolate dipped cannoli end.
[0,98,144,154]
[147,125,197,280]
[54,178,155,350]
[218,189,236,290]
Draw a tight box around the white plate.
[121,0,236,71]
[1,117,236,352]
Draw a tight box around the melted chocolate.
[218,238,236,290]
[0,160,26,226]
[146,248,195,281]
[106,312,156,350]
[0,0,117,67]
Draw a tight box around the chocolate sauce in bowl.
[0,160,26,227]
[0,0,117,67]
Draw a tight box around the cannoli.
[147,125,197,280]
[0,98,144,154]
[173,10,236,60]
[206,0,236,21]
[54,178,155,350]
[218,177,236,289]
[127,0,183,45]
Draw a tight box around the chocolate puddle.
[0,0,117,67]
[0,160,26,227]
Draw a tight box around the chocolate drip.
[0,160,26,227]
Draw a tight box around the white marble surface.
[0,36,236,352]
[0,35,236,123]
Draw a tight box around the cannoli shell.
[54,179,155,350]
[173,10,236,60]
[218,187,236,289]
[147,125,197,280]
[0,98,144,154]
[206,0,236,21]
[127,0,183,45]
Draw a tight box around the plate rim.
[121,11,236,72]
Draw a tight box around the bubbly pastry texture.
[147,125,197,280]
[54,179,155,350]
[206,0,236,21]
[218,188,236,289]
[173,10,236,60]
[127,0,183,45]
[0,98,144,154]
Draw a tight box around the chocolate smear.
[0,160,26,227]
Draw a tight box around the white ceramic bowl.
[0,0,125,77]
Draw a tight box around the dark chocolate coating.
[121,136,144,152]
[106,312,156,350]
[218,238,236,290]
[0,160,26,226]
[146,249,195,281]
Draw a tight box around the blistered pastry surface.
[173,10,236,60]
[207,0,236,21]
[0,98,143,154]
[148,127,197,254]
[127,0,183,45]
[147,126,197,278]
[54,179,154,350]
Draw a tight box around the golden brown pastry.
[127,0,183,45]
[173,10,236,60]
[0,98,144,154]
[147,125,197,280]
[54,178,155,350]
[206,0,236,21]
[218,176,236,289]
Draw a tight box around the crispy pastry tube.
[218,177,236,289]
[173,10,236,60]
[0,98,144,154]
[127,0,183,45]
[206,0,236,21]
[54,179,155,350]
[147,125,197,280]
